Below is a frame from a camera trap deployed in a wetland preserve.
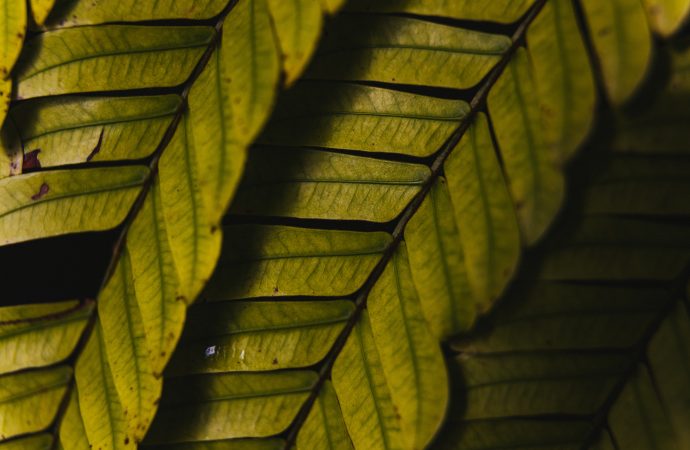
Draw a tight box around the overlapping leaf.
[435,45,690,449]
[0,0,59,127]
[143,1,690,449]
[0,0,342,448]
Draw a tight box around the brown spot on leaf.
[124,438,130,445]
[598,26,612,37]
[86,128,105,162]
[23,149,41,170]
[272,358,278,365]
[31,183,49,200]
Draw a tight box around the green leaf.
[9,95,181,166]
[330,313,404,450]
[267,0,323,85]
[46,0,228,26]
[0,0,25,77]
[76,325,132,450]
[641,0,690,36]
[259,82,470,156]
[14,25,215,99]
[434,48,690,448]
[0,301,92,373]
[231,147,429,222]
[580,0,653,105]
[366,244,448,449]
[0,0,345,448]
[145,0,685,448]
[3,0,688,449]
[297,381,353,450]
[0,434,53,450]
[59,390,90,450]
[304,15,511,89]
[166,300,353,375]
[202,225,390,300]
[488,47,565,244]
[29,0,57,26]
[528,0,596,162]
[98,252,160,441]
[0,366,71,440]
[147,371,316,443]
[0,78,9,129]
[0,166,148,245]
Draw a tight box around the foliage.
[436,46,690,448]
[0,0,689,449]
[0,0,342,447]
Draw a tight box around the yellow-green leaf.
[260,82,469,156]
[220,0,279,144]
[231,147,429,222]
[0,366,71,439]
[444,113,521,315]
[367,245,448,449]
[59,390,90,450]
[0,78,9,127]
[642,0,690,36]
[75,325,132,450]
[15,25,214,99]
[167,301,353,376]
[489,48,565,244]
[146,371,316,443]
[267,0,323,85]
[332,313,404,450]
[30,0,57,25]
[159,116,221,302]
[203,225,390,300]
[528,0,596,162]
[47,0,228,26]
[0,300,91,373]
[406,179,476,338]
[0,0,25,77]
[305,15,511,89]
[297,381,353,450]
[99,252,160,441]
[10,95,181,166]
[581,0,653,104]
[0,434,52,450]
[125,184,185,374]
[0,166,147,245]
